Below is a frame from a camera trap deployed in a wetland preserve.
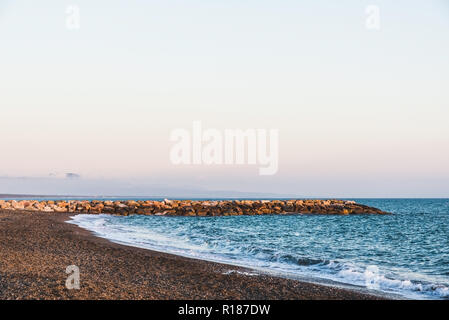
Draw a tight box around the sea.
[65,198,449,299]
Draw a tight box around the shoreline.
[0,210,388,300]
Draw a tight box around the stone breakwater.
[0,199,389,216]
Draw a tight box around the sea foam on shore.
[0,199,388,215]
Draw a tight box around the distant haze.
[1,0,448,197]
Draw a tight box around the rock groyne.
[0,199,389,216]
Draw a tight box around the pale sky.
[1,0,448,197]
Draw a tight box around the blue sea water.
[69,199,449,299]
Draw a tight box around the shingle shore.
[0,199,389,216]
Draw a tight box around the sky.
[1,0,448,197]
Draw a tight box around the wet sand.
[0,210,386,300]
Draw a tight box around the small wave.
[316,261,449,299]
[278,254,325,266]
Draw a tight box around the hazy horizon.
[1,0,449,197]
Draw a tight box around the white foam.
[316,262,449,299]
[222,270,259,276]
